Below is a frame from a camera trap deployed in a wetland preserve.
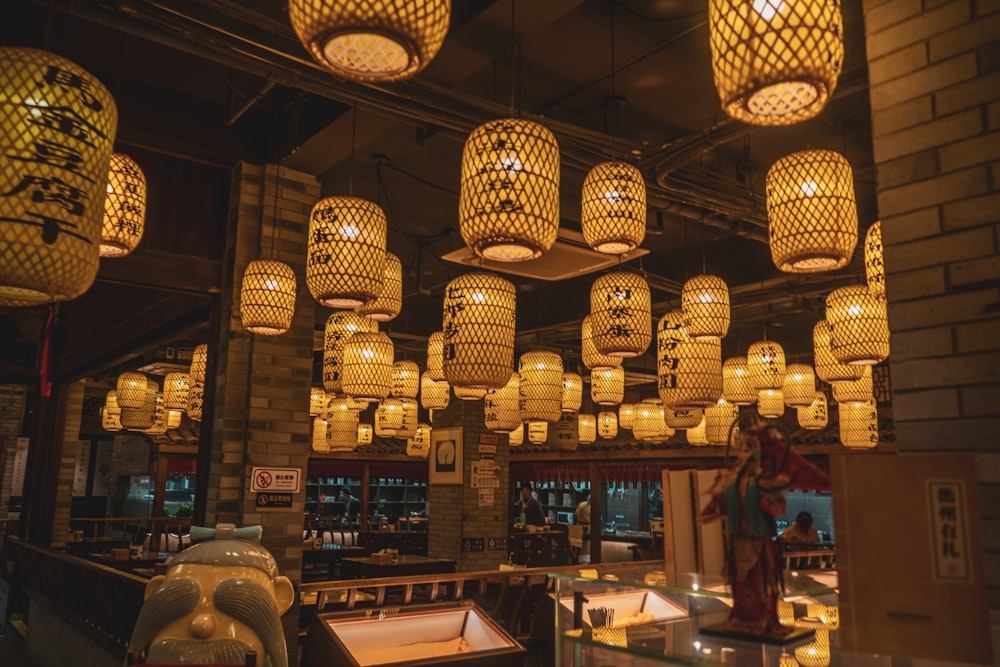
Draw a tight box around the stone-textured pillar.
[427,399,512,570]
[205,162,318,659]
[50,380,86,549]
[0,384,27,519]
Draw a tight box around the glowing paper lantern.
[527,420,549,445]
[747,340,785,390]
[142,393,168,435]
[325,397,360,451]
[619,403,636,429]
[758,389,785,418]
[705,398,739,445]
[121,383,157,430]
[581,315,622,370]
[117,372,147,409]
[395,398,419,437]
[839,398,879,449]
[598,411,618,438]
[798,392,828,430]
[104,390,120,416]
[323,311,376,393]
[665,408,704,429]
[190,344,208,384]
[681,275,730,339]
[518,351,563,422]
[356,251,402,321]
[722,357,757,405]
[420,371,450,410]
[782,363,816,407]
[459,119,560,261]
[826,285,890,365]
[163,373,189,411]
[186,380,204,422]
[578,413,597,444]
[766,149,858,273]
[311,417,330,453]
[375,397,404,434]
[508,424,524,446]
[561,372,583,412]
[391,360,420,399]
[0,48,116,306]
[240,259,297,335]
[426,331,446,381]
[591,366,625,406]
[102,409,122,432]
[454,385,487,400]
[590,272,652,357]
[100,153,146,258]
[687,416,709,446]
[166,410,182,429]
[831,365,873,403]
[407,423,431,458]
[342,331,394,400]
[485,372,522,432]
[813,319,865,384]
[580,161,646,254]
[306,196,387,308]
[708,0,843,126]
[309,387,327,416]
[357,423,373,445]
[865,221,886,301]
[442,272,516,389]
[657,309,723,409]
[633,400,672,442]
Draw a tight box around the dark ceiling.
[1,0,877,389]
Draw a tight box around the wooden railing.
[68,516,193,552]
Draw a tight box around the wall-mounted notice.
[478,488,495,507]
[73,440,91,496]
[927,479,971,582]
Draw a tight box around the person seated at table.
[780,511,820,545]
[575,494,591,528]
[515,484,547,527]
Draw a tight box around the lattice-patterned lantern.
[420,371,450,410]
[591,367,625,406]
[374,416,396,438]
[186,380,204,422]
[813,319,865,384]
[375,397,404,434]
[104,390,121,416]
[166,410,182,429]
[633,400,672,442]
[806,604,840,630]
[162,373,189,412]
[561,372,583,412]
[240,259,297,335]
[865,221,885,302]
[0,48,117,306]
[426,331,446,381]
[395,398,419,438]
[355,251,402,321]
[342,331,394,400]
[757,389,785,418]
[581,161,647,254]
[289,0,449,82]
[357,423,373,445]
[309,387,327,416]
[102,409,122,432]
[190,344,208,384]
[832,365,873,403]
[578,414,596,444]
[442,272,516,389]
[618,403,636,430]
[142,393,168,435]
[306,196,387,307]
[407,423,431,458]
[778,600,796,628]
[682,275,730,339]
[527,420,549,445]
[590,272,652,357]
[390,360,420,398]
[325,397,360,452]
[708,0,843,126]
[722,357,756,405]
[485,372,522,432]
[705,398,739,445]
[598,411,618,439]
[454,385,487,400]
[323,311,376,393]
[798,392,828,430]
[766,150,858,273]
[665,408,704,429]
[657,309,723,409]
[100,153,146,258]
[117,372,148,409]
[581,315,622,370]
[747,340,785,389]
[311,417,330,453]
[459,119,560,261]
[794,640,831,667]
[121,383,157,430]
[826,285,890,365]
[687,416,709,446]
[519,351,563,422]
[782,364,816,407]
[508,424,525,446]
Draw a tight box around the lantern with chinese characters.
[442,272,516,389]
[657,309,723,409]
[581,161,646,254]
[598,411,618,439]
[407,423,432,458]
[395,398,419,438]
[590,272,652,357]
[323,311,376,393]
[865,221,885,301]
[341,332,394,401]
[306,196,386,308]
[357,423,373,446]
[485,372,522,432]
[581,314,622,370]
[100,153,145,258]
[375,398,404,434]
[356,251,402,321]
[390,360,419,399]
[309,387,327,416]
[798,392,828,430]
[102,409,122,432]
[747,340,785,390]
[104,390,120,417]
[561,372,583,412]
[186,380,204,422]
[163,373,189,411]
[325,397,360,452]
[527,420,548,445]
[665,407,704,429]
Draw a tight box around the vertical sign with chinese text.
[927,479,971,582]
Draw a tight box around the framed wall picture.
[429,426,463,485]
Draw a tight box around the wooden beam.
[96,247,222,295]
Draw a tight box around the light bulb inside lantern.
[848,304,862,316]
[498,152,522,172]
[362,349,375,359]
[471,292,486,304]
[264,279,279,290]
[338,223,361,239]
[752,0,785,21]
[603,188,622,203]
[800,180,819,196]
[698,293,714,303]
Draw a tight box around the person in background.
[339,487,361,518]
[780,511,820,544]
[575,494,591,527]
[516,483,547,527]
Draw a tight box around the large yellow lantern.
[813,319,864,383]
[306,196,387,308]
[633,400,673,442]
[591,367,625,406]
[442,272,516,389]
[581,315,622,370]
[826,285,890,365]
[722,357,757,405]
[657,309,723,409]
[117,372,147,409]
[356,251,402,321]
[100,153,146,258]
[757,389,785,418]
[580,161,646,254]
[681,275,730,339]
[519,351,563,422]
[322,311,376,393]
[0,48,117,306]
[782,364,816,407]
[485,372,521,432]
[240,259,297,335]
[341,331,394,400]
[590,272,652,357]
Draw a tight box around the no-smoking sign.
[250,467,300,493]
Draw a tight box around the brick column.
[205,162,318,659]
[427,399,512,570]
[0,384,27,519]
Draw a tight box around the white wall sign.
[251,467,301,493]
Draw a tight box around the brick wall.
[864,0,1000,608]
[50,380,86,548]
[0,384,27,518]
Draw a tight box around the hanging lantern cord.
[349,100,358,196]
[270,163,280,258]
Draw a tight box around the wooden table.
[339,554,456,579]
[302,544,368,582]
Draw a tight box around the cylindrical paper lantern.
[813,319,865,384]
[766,149,858,273]
[121,383,157,430]
[186,380,204,421]
[166,410,182,429]
[832,365,873,403]
[395,398,419,438]
[100,153,146,258]
[426,331,446,381]
[657,309,723,409]
[375,398,404,434]
[102,409,122,432]
[747,341,785,390]
[163,373,189,411]
[104,390,121,416]
[782,364,816,407]
[325,397,360,451]
[722,357,756,405]
[527,420,549,445]
[665,408,704,429]
[190,344,208,384]
[590,272,652,357]
[357,423,373,445]
[578,413,596,444]
[706,399,739,445]
[117,372,147,409]
[591,367,625,406]
[682,274,730,339]
[142,393,168,435]
[687,416,709,446]
[454,385,487,400]
[518,351,563,422]
[323,311,376,393]
[758,389,785,418]
[306,196,387,308]
[407,423,431,458]
[708,0,843,126]
[0,48,117,306]
[311,417,330,453]
[356,251,402,321]
[309,387,327,416]
[865,221,886,302]
[798,392,828,430]
[508,424,524,446]
[289,0,450,82]
[485,372,522,432]
[618,403,636,430]
[561,372,583,412]
[459,118,560,261]
[633,400,671,442]
[581,315,622,370]
[442,272,516,389]
[240,259,297,335]
[420,372,450,410]
[826,285,891,365]
[598,411,618,439]
[342,331,394,400]
[375,416,396,438]
[581,161,646,254]
[391,360,420,398]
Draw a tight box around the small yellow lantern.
[357,423,373,446]
[782,364,816,407]
[163,373,190,411]
[797,392,828,430]
[681,274,730,339]
[839,398,879,449]
[813,319,864,384]
[561,372,583,412]
[323,311,376,393]
[240,259,297,335]
[826,285,890,365]
[420,371,450,410]
[305,196,387,308]
[527,420,549,445]
[100,153,146,258]
[598,411,618,439]
[705,398,739,445]
[580,161,646,255]
[831,365,873,403]
[311,417,330,453]
[687,416,709,446]
[518,351,563,422]
[356,251,402,321]
[391,360,420,399]
[426,331,446,381]
[865,221,886,301]
[591,367,625,406]
[578,413,597,444]
[618,403,636,430]
[309,387,327,416]
[117,372,147,409]
[722,357,757,405]
[757,389,785,418]
[325,397,360,452]
[747,340,785,390]
[508,424,525,446]
[190,344,208,384]
[485,372,522,432]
